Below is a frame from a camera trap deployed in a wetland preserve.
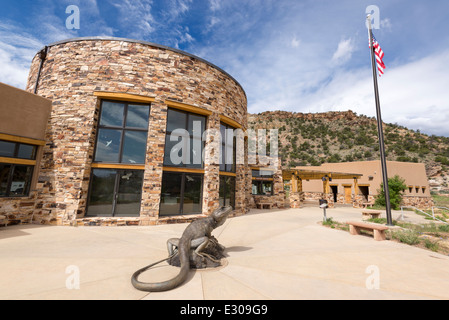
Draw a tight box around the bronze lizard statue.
[131,206,232,292]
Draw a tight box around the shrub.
[423,238,440,252]
[391,229,420,245]
[374,175,407,210]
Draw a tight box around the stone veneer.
[24,37,248,226]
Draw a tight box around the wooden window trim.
[93,99,150,165]
[220,171,237,177]
[91,163,145,170]
[220,115,242,129]
[163,166,205,174]
[0,157,36,166]
[165,99,212,116]
[0,134,45,146]
[94,91,155,104]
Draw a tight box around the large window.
[88,100,150,217]
[252,181,273,196]
[163,108,206,168]
[160,108,207,216]
[160,172,203,216]
[94,100,150,164]
[0,140,37,197]
[251,169,274,196]
[220,123,236,172]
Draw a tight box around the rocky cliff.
[249,110,449,193]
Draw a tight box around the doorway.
[87,169,144,217]
[330,185,338,203]
[359,186,370,202]
[344,186,352,204]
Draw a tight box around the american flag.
[370,34,386,76]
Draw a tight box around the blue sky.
[1,0,449,136]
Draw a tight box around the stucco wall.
[0,82,51,140]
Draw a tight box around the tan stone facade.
[17,37,248,226]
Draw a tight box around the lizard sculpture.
[131,206,232,292]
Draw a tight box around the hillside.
[248,110,449,193]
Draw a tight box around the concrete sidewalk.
[0,207,448,300]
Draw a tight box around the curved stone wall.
[25,37,248,226]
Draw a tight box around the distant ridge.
[248,110,449,192]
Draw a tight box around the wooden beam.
[91,163,145,170]
[94,91,155,104]
[163,166,205,174]
[220,171,237,177]
[0,157,36,166]
[165,99,212,116]
[0,133,45,146]
[220,115,242,129]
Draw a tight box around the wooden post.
[291,174,298,193]
[354,178,359,195]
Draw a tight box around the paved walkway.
[0,206,448,300]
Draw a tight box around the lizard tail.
[131,241,190,292]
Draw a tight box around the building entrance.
[87,169,144,217]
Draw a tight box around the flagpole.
[367,15,393,226]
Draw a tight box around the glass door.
[87,169,143,217]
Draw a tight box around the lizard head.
[211,206,232,228]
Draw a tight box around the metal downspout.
[33,46,48,94]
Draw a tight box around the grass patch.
[321,217,449,255]
[423,238,440,252]
[321,217,348,231]
[391,229,420,245]
[432,194,449,207]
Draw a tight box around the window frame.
[0,139,38,198]
[163,108,206,169]
[159,171,204,216]
[219,175,236,209]
[93,99,150,165]
[252,180,274,196]
[220,122,236,173]
[86,168,144,217]
[251,169,274,196]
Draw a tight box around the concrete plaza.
[1,206,448,300]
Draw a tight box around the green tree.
[375,175,407,210]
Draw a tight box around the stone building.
[0,82,51,224]
[1,37,251,226]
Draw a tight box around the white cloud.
[0,23,44,89]
[209,0,222,12]
[290,36,300,48]
[380,18,392,31]
[332,38,355,64]
[295,49,449,136]
[110,0,155,38]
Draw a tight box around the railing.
[400,206,449,224]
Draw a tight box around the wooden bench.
[361,210,381,220]
[346,221,389,241]
[256,203,272,209]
